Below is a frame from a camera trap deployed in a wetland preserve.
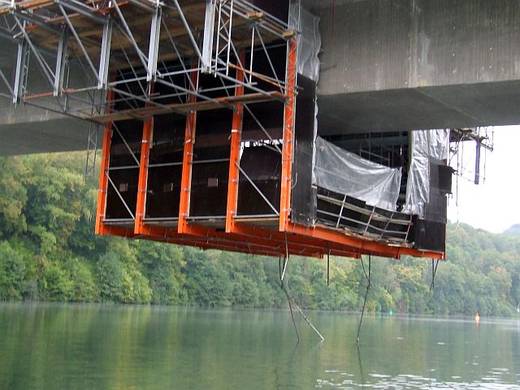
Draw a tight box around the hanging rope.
[280,234,299,343]
[279,236,324,343]
[278,256,282,285]
[280,266,300,344]
[430,259,440,291]
[293,300,324,341]
[356,343,366,385]
[326,251,330,286]
[356,255,372,344]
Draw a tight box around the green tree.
[183,249,232,307]
[0,157,28,237]
[40,262,74,301]
[0,241,26,300]
[138,241,186,304]
[1,152,520,316]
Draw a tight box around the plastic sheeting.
[403,129,450,217]
[289,1,321,184]
[314,137,402,211]
[289,1,321,82]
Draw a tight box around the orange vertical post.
[178,70,199,234]
[134,117,153,235]
[225,59,245,233]
[95,124,112,236]
[95,90,114,236]
[279,38,298,232]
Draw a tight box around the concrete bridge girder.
[1,0,520,155]
[311,0,520,133]
[0,36,91,155]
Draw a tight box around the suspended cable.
[326,250,330,286]
[279,235,324,343]
[430,259,440,291]
[356,255,371,344]
[281,274,300,344]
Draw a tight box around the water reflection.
[0,304,519,389]
[316,371,520,389]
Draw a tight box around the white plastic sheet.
[289,1,321,185]
[314,137,402,211]
[289,1,321,82]
[403,129,450,217]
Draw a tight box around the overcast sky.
[447,126,520,233]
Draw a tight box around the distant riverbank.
[1,153,520,316]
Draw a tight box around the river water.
[0,303,519,389]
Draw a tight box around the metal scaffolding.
[0,1,446,261]
[0,0,293,122]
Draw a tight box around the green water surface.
[0,303,519,389]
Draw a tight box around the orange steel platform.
[94,39,443,261]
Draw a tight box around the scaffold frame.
[0,0,293,123]
[1,0,445,261]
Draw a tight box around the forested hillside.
[1,153,520,316]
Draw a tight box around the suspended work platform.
[0,0,448,261]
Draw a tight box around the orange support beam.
[160,235,290,258]
[180,222,324,259]
[178,71,199,234]
[101,225,135,238]
[225,60,245,233]
[231,223,361,260]
[134,223,322,258]
[134,117,153,235]
[95,90,114,236]
[95,123,112,236]
[286,223,445,260]
[279,38,298,232]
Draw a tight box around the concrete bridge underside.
[0,37,90,156]
[314,0,520,135]
[1,0,520,155]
